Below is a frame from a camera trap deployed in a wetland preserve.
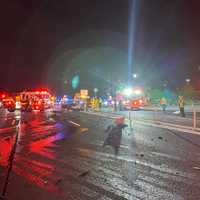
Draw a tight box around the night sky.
[1,0,200,93]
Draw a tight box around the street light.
[94,88,98,97]
[163,83,167,87]
[185,78,191,84]
[123,87,133,96]
[134,89,142,95]
[133,73,138,78]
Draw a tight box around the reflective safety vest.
[160,98,167,105]
[91,98,99,110]
[178,96,184,108]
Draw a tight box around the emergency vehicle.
[0,92,7,108]
[0,92,7,100]
[0,92,16,112]
[19,89,52,111]
[121,87,148,110]
[20,91,32,111]
[31,89,53,109]
[61,95,73,110]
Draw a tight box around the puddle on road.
[0,112,81,195]
[0,112,19,167]
[0,136,15,166]
[29,132,65,159]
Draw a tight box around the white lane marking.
[74,148,200,198]
[91,141,129,150]
[193,166,200,170]
[81,111,121,119]
[76,147,198,181]
[68,120,81,127]
[151,151,181,160]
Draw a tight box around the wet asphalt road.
[0,108,200,200]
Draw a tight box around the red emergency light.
[33,88,48,92]
[1,94,6,98]
[41,91,47,94]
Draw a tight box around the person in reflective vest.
[91,98,95,110]
[160,97,167,112]
[178,96,185,117]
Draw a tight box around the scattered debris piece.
[158,136,163,140]
[55,178,63,185]
[78,170,90,177]
[80,128,89,133]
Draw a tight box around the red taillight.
[36,106,39,109]
[8,101,12,105]
[1,94,5,98]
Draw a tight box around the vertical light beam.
[128,0,137,86]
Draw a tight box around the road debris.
[55,178,63,185]
[78,170,90,178]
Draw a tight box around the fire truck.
[0,89,53,112]
[0,92,6,108]
[0,91,16,112]
[0,92,7,100]
[120,87,148,110]
[19,89,52,111]
[20,91,32,111]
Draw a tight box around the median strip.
[133,119,200,135]
[82,111,200,135]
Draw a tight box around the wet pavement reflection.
[0,110,75,195]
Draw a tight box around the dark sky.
[1,0,200,93]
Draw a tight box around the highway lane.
[0,109,200,199]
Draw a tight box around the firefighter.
[91,97,99,111]
[178,95,185,117]
[160,97,167,112]
[95,98,100,111]
[91,98,95,110]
